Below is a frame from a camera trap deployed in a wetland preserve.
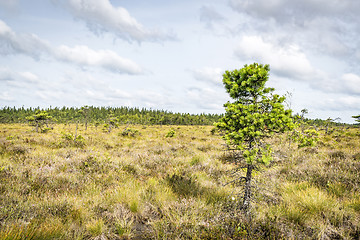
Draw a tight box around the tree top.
[222,63,273,101]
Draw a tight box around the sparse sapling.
[26,110,53,133]
[216,63,295,212]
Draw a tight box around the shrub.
[165,129,175,138]
[121,128,140,137]
[60,132,85,147]
[294,128,319,148]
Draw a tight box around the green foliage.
[190,155,203,166]
[25,110,53,133]
[103,110,119,133]
[300,108,309,118]
[235,223,248,238]
[61,132,73,141]
[216,63,295,164]
[0,106,222,126]
[289,115,319,148]
[61,132,86,147]
[121,128,140,137]
[222,63,271,99]
[26,110,51,122]
[165,129,175,138]
[79,105,90,130]
[40,127,52,133]
[129,201,138,213]
[74,135,85,147]
[352,114,360,123]
[295,128,319,147]
[216,63,296,214]
[102,123,110,133]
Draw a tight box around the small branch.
[223,177,247,186]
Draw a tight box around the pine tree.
[216,63,295,212]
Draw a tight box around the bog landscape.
[1,64,360,240]
[2,1,360,239]
[1,109,360,239]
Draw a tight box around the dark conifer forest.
[0,106,222,125]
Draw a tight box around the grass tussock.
[0,124,359,239]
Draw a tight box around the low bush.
[121,128,140,137]
[165,129,175,138]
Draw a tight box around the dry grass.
[0,124,359,239]
[0,124,236,239]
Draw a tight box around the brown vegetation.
[0,124,359,239]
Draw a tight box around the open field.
[0,124,359,239]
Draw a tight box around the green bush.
[165,129,175,138]
[60,132,85,147]
[121,128,140,137]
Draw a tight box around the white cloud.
[229,0,360,23]
[55,45,144,74]
[233,36,360,97]
[109,89,132,98]
[319,96,360,112]
[186,87,227,111]
[199,5,225,29]
[229,0,360,61]
[341,73,360,95]
[1,0,359,123]
[0,68,43,90]
[0,67,14,82]
[192,67,223,85]
[0,19,144,74]
[19,71,39,82]
[60,0,175,43]
[0,68,39,83]
[235,36,316,80]
[136,90,172,108]
[307,72,360,96]
[0,19,50,58]
[0,20,11,34]
[0,91,14,101]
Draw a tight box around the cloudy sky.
[1,0,360,123]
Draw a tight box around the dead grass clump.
[303,147,319,154]
[197,144,213,152]
[166,173,200,198]
[329,150,347,160]
[6,144,30,155]
[0,219,65,240]
[353,152,360,161]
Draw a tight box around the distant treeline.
[302,117,352,127]
[0,106,223,126]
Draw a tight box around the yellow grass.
[0,123,359,239]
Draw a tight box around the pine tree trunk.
[242,164,253,212]
[74,121,78,141]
